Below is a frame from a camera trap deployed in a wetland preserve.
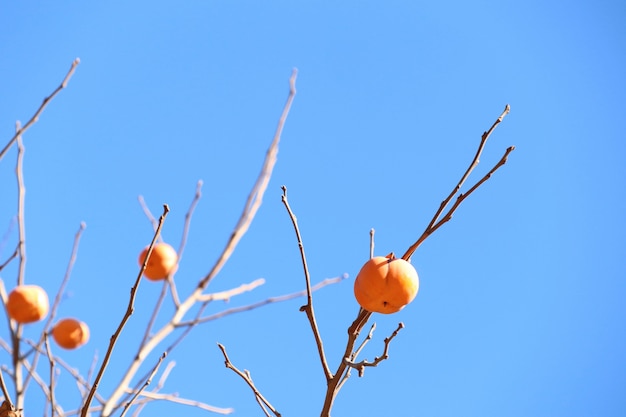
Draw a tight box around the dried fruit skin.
[52,318,90,349]
[354,256,419,314]
[138,243,178,281]
[6,285,49,324]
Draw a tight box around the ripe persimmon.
[51,318,89,349]
[138,242,178,281]
[6,285,49,324]
[353,254,419,314]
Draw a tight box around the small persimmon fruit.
[6,285,49,324]
[138,242,178,281]
[353,254,419,314]
[52,318,89,349]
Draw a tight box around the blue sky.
[1,1,625,416]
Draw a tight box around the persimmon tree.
[0,58,513,417]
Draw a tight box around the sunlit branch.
[80,205,170,417]
[217,344,280,417]
[281,186,332,381]
[320,308,372,416]
[12,130,26,410]
[178,276,345,328]
[23,222,86,394]
[0,58,80,162]
[100,71,298,417]
[343,322,404,377]
[402,104,513,261]
[119,352,166,417]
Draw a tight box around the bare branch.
[0,58,80,162]
[43,335,56,417]
[369,228,375,260]
[430,146,515,233]
[353,323,377,362]
[139,180,203,339]
[0,371,12,412]
[0,246,18,273]
[139,281,169,350]
[23,222,86,394]
[177,180,203,262]
[121,360,233,416]
[80,205,170,417]
[119,352,166,417]
[0,340,65,416]
[321,308,372,416]
[179,275,345,327]
[15,128,26,287]
[338,323,377,390]
[100,71,297,416]
[196,278,266,302]
[120,391,234,415]
[137,196,159,235]
[17,339,105,405]
[402,105,513,260]
[197,69,297,292]
[281,186,332,381]
[217,344,280,417]
[343,322,404,377]
[12,130,25,410]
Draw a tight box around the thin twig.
[248,375,272,417]
[80,205,170,417]
[12,130,26,410]
[0,340,66,416]
[178,276,345,327]
[100,71,298,417]
[0,246,18,273]
[126,360,176,413]
[23,222,86,393]
[44,335,56,417]
[343,322,404,377]
[15,339,105,404]
[0,284,13,408]
[119,352,167,417]
[48,222,86,323]
[177,180,203,264]
[166,179,204,308]
[281,186,332,381]
[125,276,256,409]
[369,228,375,260]
[138,280,169,350]
[430,146,515,233]
[122,360,176,416]
[119,391,234,415]
[136,277,269,381]
[196,278,266,302]
[338,323,377,390]
[217,344,280,417]
[84,351,99,401]
[15,127,26,287]
[353,323,377,362]
[402,104,513,261]
[137,182,203,343]
[0,58,80,162]
[137,196,159,236]
[0,370,12,411]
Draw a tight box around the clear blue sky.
[1,1,625,416]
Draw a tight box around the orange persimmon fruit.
[138,242,178,281]
[6,285,50,324]
[353,253,419,314]
[52,318,90,349]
